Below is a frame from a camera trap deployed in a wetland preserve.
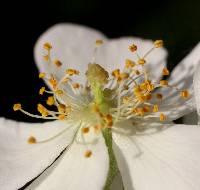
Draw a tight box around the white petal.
[113,123,200,190]
[0,118,77,190]
[155,43,200,121]
[34,23,107,87]
[193,63,200,115]
[26,130,109,190]
[96,37,167,81]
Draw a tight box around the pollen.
[160,80,168,86]
[159,113,166,121]
[13,103,22,111]
[162,67,170,76]
[46,96,54,106]
[66,69,79,76]
[58,114,65,120]
[84,150,92,158]
[37,104,49,117]
[82,127,90,134]
[72,83,80,89]
[43,42,52,51]
[129,44,137,52]
[49,75,57,89]
[104,114,113,127]
[125,59,135,68]
[156,93,163,100]
[95,39,104,46]
[28,136,37,144]
[39,72,46,79]
[154,40,164,48]
[112,69,120,78]
[180,90,190,98]
[153,104,159,112]
[57,104,66,113]
[39,87,45,95]
[138,58,146,65]
[53,59,62,67]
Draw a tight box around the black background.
[1,0,200,122]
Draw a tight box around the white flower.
[0,23,200,190]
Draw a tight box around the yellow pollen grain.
[43,55,50,62]
[145,93,152,100]
[53,59,62,67]
[156,93,163,100]
[37,104,49,117]
[95,39,104,46]
[66,69,79,76]
[153,104,159,112]
[57,104,66,113]
[82,127,90,134]
[46,96,54,106]
[143,106,150,112]
[39,73,46,79]
[49,76,57,89]
[133,108,144,116]
[160,113,166,121]
[84,150,92,158]
[125,59,135,68]
[28,136,37,144]
[62,77,70,84]
[13,103,21,111]
[180,90,190,98]
[135,70,140,75]
[154,40,164,48]
[72,83,80,89]
[104,114,113,127]
[112,69,120,78]
[39,87,45,95]
[160,80,168,86]
[43,42,52,51]
[129,44,137,52]
[162,67,170,76]
[58,114,65,120]
[120,72,129,80]
[138,58,146,65]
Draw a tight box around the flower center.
[13,39,190,157]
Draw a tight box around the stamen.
[53,59,62,67]
[43,42,52,51]
[13,103,22,111]
[138,58,146,65]
[28,136,37,144]
[180,90,190,98]
[159,113,166,121]
[39,87,46,95]
[154,40,164,48]
[82,127,90,134]
[39,73,46,79]
[129,44,137,52]
[46,96,55,106]
[160,80,168,86]
[162,67,170,76]
[84,150,92,158]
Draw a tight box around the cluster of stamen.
[14,39,190,157]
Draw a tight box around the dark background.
[1,0,200,122]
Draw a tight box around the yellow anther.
[13,103,21,111]
[145,93,152,100]
[57,104,66,113]
[153,104,159,112]
[129,44,137,52]
[62,77,70,84]
[143,106,150,112]
[43,42,52,51]
[160,80,168,86]
[95,39,104,46]
[49,75,57,89]
[180,90,190,98]
[39,87,45,95]
[136,94,146,102]
[133,108,144,116]
[154,40,164,48]
[82,127,90,134]
[138,58,146,65]
[28,136,37,144]
[43,55,50,61]
[37,104,49,117]
[160,113,166,121]
[84,150,92,158]
[66,69,79,76]
[135,70,140,75]
[162,67,170,76]
[39,73,46,79]
[58,114,65,120]
[133,86,142,95]
[94,124,103,133]
[156,93,163,100]
[125,59,135,68]
[55,89,64,95]
[46,96,54,106]
[104,114,113,127]
[53,59,62,67]
[72,83,80,89]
